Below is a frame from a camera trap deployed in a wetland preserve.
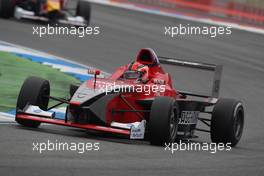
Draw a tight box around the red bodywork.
[69,48,180,125]
[98,63,178,124]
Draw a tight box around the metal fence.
[111,0,264,25]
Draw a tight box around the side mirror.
[88,69,101,89]
[88,69,101,75]
[95,70,101,75]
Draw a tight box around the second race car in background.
[0,0,91,26]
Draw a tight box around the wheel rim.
[169,106,177,140]
[234,109,243,139]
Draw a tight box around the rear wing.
[158,56,223,98]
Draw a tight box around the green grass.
[0,51,80,112]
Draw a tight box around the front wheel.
[149,96,179,146]
[16,76,50,128]
[76,0,91,25]
[211,98,244,147]
[0,0,15,18]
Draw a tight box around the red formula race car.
[15,48,244,146]
[0,0,91,26]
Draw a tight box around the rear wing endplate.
[158,56,223,98]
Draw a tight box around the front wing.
[16,105,146,139]
[16,113,130,135]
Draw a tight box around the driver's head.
[126,61,149,82]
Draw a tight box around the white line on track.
[0,113,15,124]
[0,40,110,76]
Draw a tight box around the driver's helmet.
[123,61,149,83]
[46,0,61,12]
[136,48,159,66]
[123,48,159,82]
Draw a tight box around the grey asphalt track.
[0,3,264,176]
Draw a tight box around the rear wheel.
[149,96,179,146]
[16,76,50,128]
[76,0,91,25]
[0,0,15,18]
[211,98,244,147]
